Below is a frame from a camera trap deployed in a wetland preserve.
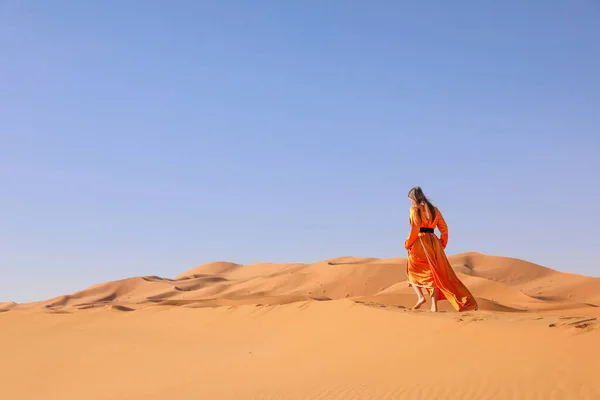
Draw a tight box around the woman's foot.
[430,287,439,312]
[412,297,426,310]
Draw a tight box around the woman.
[404,186,478,312]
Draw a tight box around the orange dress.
[404,204,478,312]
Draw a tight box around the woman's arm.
[404,207,420,250]
[436,208,449,249]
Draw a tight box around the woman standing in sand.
[405,186,478,312]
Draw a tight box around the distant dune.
[1,252,599,399]
[7,252,599,313]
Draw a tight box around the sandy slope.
[1,252,599,399]
[11,252,599,313]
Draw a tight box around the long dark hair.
[408,186,436,222]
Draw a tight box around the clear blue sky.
[1,1,599,303]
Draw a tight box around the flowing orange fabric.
[404,204,478,312]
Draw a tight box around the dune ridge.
[6,252,600,314]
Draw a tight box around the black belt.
[419,227,434,233]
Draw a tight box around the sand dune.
[0,302,16,313]
[11,251,598,314]
[1,252,599,399]
[176,261,242,279]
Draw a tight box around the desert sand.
[1,252,599,399]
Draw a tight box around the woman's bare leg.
[430,288,439,312]
[411,285,426,309]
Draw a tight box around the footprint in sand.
[548,317,597,331]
